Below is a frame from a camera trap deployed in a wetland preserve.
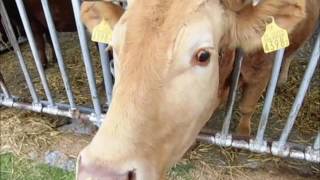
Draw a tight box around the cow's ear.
[222,0,306,52]
[81,1,124,33]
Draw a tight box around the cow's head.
[78,0,305,179]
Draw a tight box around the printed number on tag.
[261,17,290,53]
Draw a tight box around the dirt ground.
[0,31,319,179]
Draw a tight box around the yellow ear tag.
[91,19,112,44]
[261,17,290,53]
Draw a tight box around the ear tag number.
[91,19,112,44]
[261,17,290,53]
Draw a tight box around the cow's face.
[78,0,305,179]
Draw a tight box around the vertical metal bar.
[0,72,11,98]
[277,34,320,150]
[0,0,39,103]
[71,0,101,120]
[314,132,320,150]
[98,43,113,105]
[15,0,55,106]
[41,0,76,109]
[255,49,285,144]
[221,48,244,136]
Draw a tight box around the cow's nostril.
[128,170,136,180]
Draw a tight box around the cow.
[22,0,77,69]
[78,0,320,179]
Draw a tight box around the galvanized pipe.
[277,34,320,150]
[254,49,285,146]
[41,0,76,110]
[0,0,39,103]
[314,132,320,150]
[0,97,91,121]
[98,43,113,106]
[40,100,94,114]
[197,133,319,163]
[0,72,11,98]
[221,48,244,136]
[71,0,102,124]
[15,0,55,106]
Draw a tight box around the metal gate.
[0,0,319,163]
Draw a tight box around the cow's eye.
[194,49,211,66]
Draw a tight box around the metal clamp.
[43,105,59,115]
[0,95,14,107]
[232,139,249,149]
[271,141,290,157]
[290,149,305,161]
[249,139,270,153]
[89,113,105,127]
[214,133,232,147]
[305,146,320,163]
[32,103,43,112]
[2,98,14,107]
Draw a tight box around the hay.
[0,108,60,156]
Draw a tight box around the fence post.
[71,0,102,125]
[98,43,113,107]
[250,49,285,153]
[215,48,244,147]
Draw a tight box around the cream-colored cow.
[78,0,320,179]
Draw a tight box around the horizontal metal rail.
[40,101,94,114]
[198,133,320,163]
[0,95,92,121]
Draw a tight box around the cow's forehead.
[113,0,216,86]
[126,0,209,29]
[118,0,211,62]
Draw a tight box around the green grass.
[0,153,196,180]
[169,160,195,180]
[0,153,75,180]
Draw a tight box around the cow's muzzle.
[76,154,136,180]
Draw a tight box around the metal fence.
[0,0,319,163]
[0,0,110,125]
